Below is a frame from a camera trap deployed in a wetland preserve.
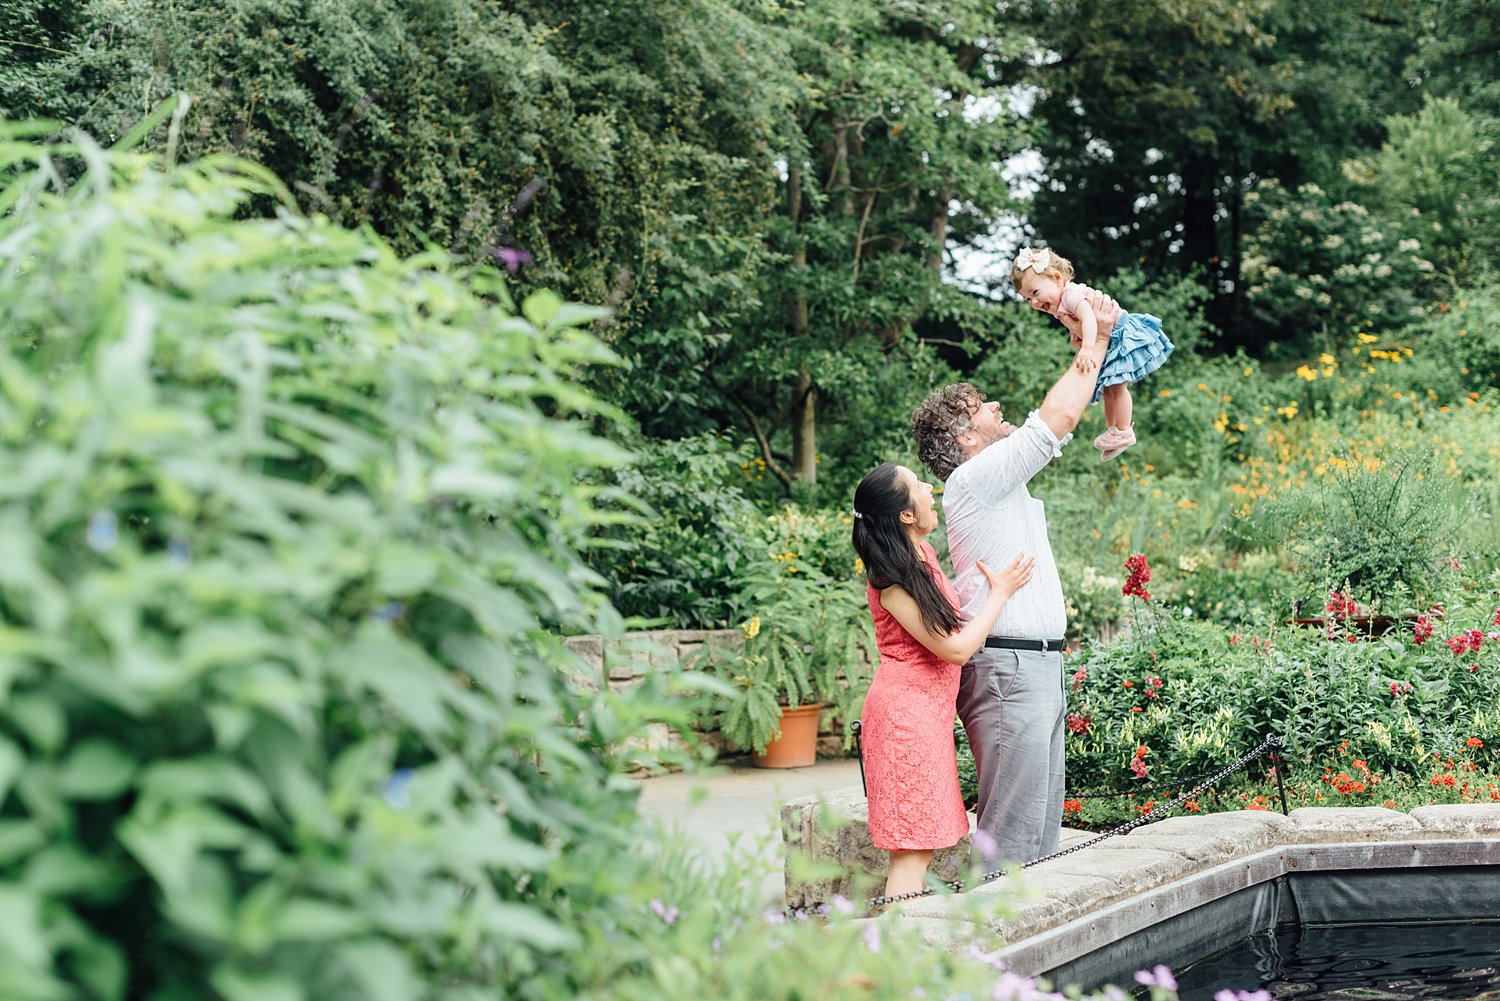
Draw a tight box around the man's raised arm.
[1037,292,1121,439]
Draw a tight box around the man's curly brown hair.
[910,382,985,481]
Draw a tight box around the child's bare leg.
[1102,382,1133,429]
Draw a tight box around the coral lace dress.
[861,541,970,851]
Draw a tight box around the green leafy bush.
[1237,440,1458,606]
[589,432,763,629]
[1046,571,1500,824]
[0,120,666,1000]
[1240,178,1441,351]
[698,508,875,754]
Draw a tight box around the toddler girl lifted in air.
[1011,247,1174,460]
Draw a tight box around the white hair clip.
[1014,247,1052,273]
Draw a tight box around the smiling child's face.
[1017,271,1065,314]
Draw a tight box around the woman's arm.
[879,555,1035,665]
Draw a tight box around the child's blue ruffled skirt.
[1091,311,1173,404]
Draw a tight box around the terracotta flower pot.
[752,703,824,769]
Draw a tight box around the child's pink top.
[1046,281,1097,322]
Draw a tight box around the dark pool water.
[1172,923,1500,1001]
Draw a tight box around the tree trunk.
[787,159,815,486]
[792,369,816,485]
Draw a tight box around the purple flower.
[648,898,680,925]
[830,894,856,916]
[495,246,533,273]
[972,828,999,862]
[383,768,414,809]
[990,970,1040,1001]
[369,601,406,622]
[1216,991,1273,1001]
[87,510,118,552]
[863,922,881,953]
[1135,965,1178,991]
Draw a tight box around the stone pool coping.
[881,804,1500,969]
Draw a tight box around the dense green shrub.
[1058,572,1500,813]
[0,120,672,1000]
[698,508,875,754]
[1239,177,1440,351]
[588,433,763,629]
[1237,441,1459,606]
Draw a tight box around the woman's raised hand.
[976,553,1036,600]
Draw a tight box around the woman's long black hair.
[851,463,958,636]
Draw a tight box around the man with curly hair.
[910,290,1119,867]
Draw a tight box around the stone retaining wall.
[779,785,1500,961]
[563,629,857,761]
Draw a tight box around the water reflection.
[1172,923,1500,1001]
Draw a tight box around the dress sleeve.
[951,410,1069,500]
[1057,282,1090,319]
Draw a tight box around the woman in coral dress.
[851,462,1034,900]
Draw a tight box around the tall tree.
[705,0,1029,491]
[1007,0,1420,349]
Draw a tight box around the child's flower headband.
[1014,247,1052,273]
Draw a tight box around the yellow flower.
[1357,333,1378,344]
[1296,365,1318,381]
[1318,353,1336,366]
[741,615,762,639]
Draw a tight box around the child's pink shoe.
[1094,425,1136,461]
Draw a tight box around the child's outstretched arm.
[1072,298,1099,374]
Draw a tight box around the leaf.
[56,739,136,800]
[520,289,563,328]
[210,965,304,1001]
[337,940,421,1001]
[0,738,24,808]
[69,935,126,1001]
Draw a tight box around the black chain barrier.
[863,733,1289,910]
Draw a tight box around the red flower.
[1494,607,1500,627]
[1066,712,1092,735]
[1413,616,1434,645]
[1466,629,1485,652]
[1184,799,1201,812]
[1467,738,1484,749]
[1122,680,1135,688]
[1063,798,1083,814]
[1325,589,1358,619]
[1122,553,1152,601]
[1448,636,1468,655]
